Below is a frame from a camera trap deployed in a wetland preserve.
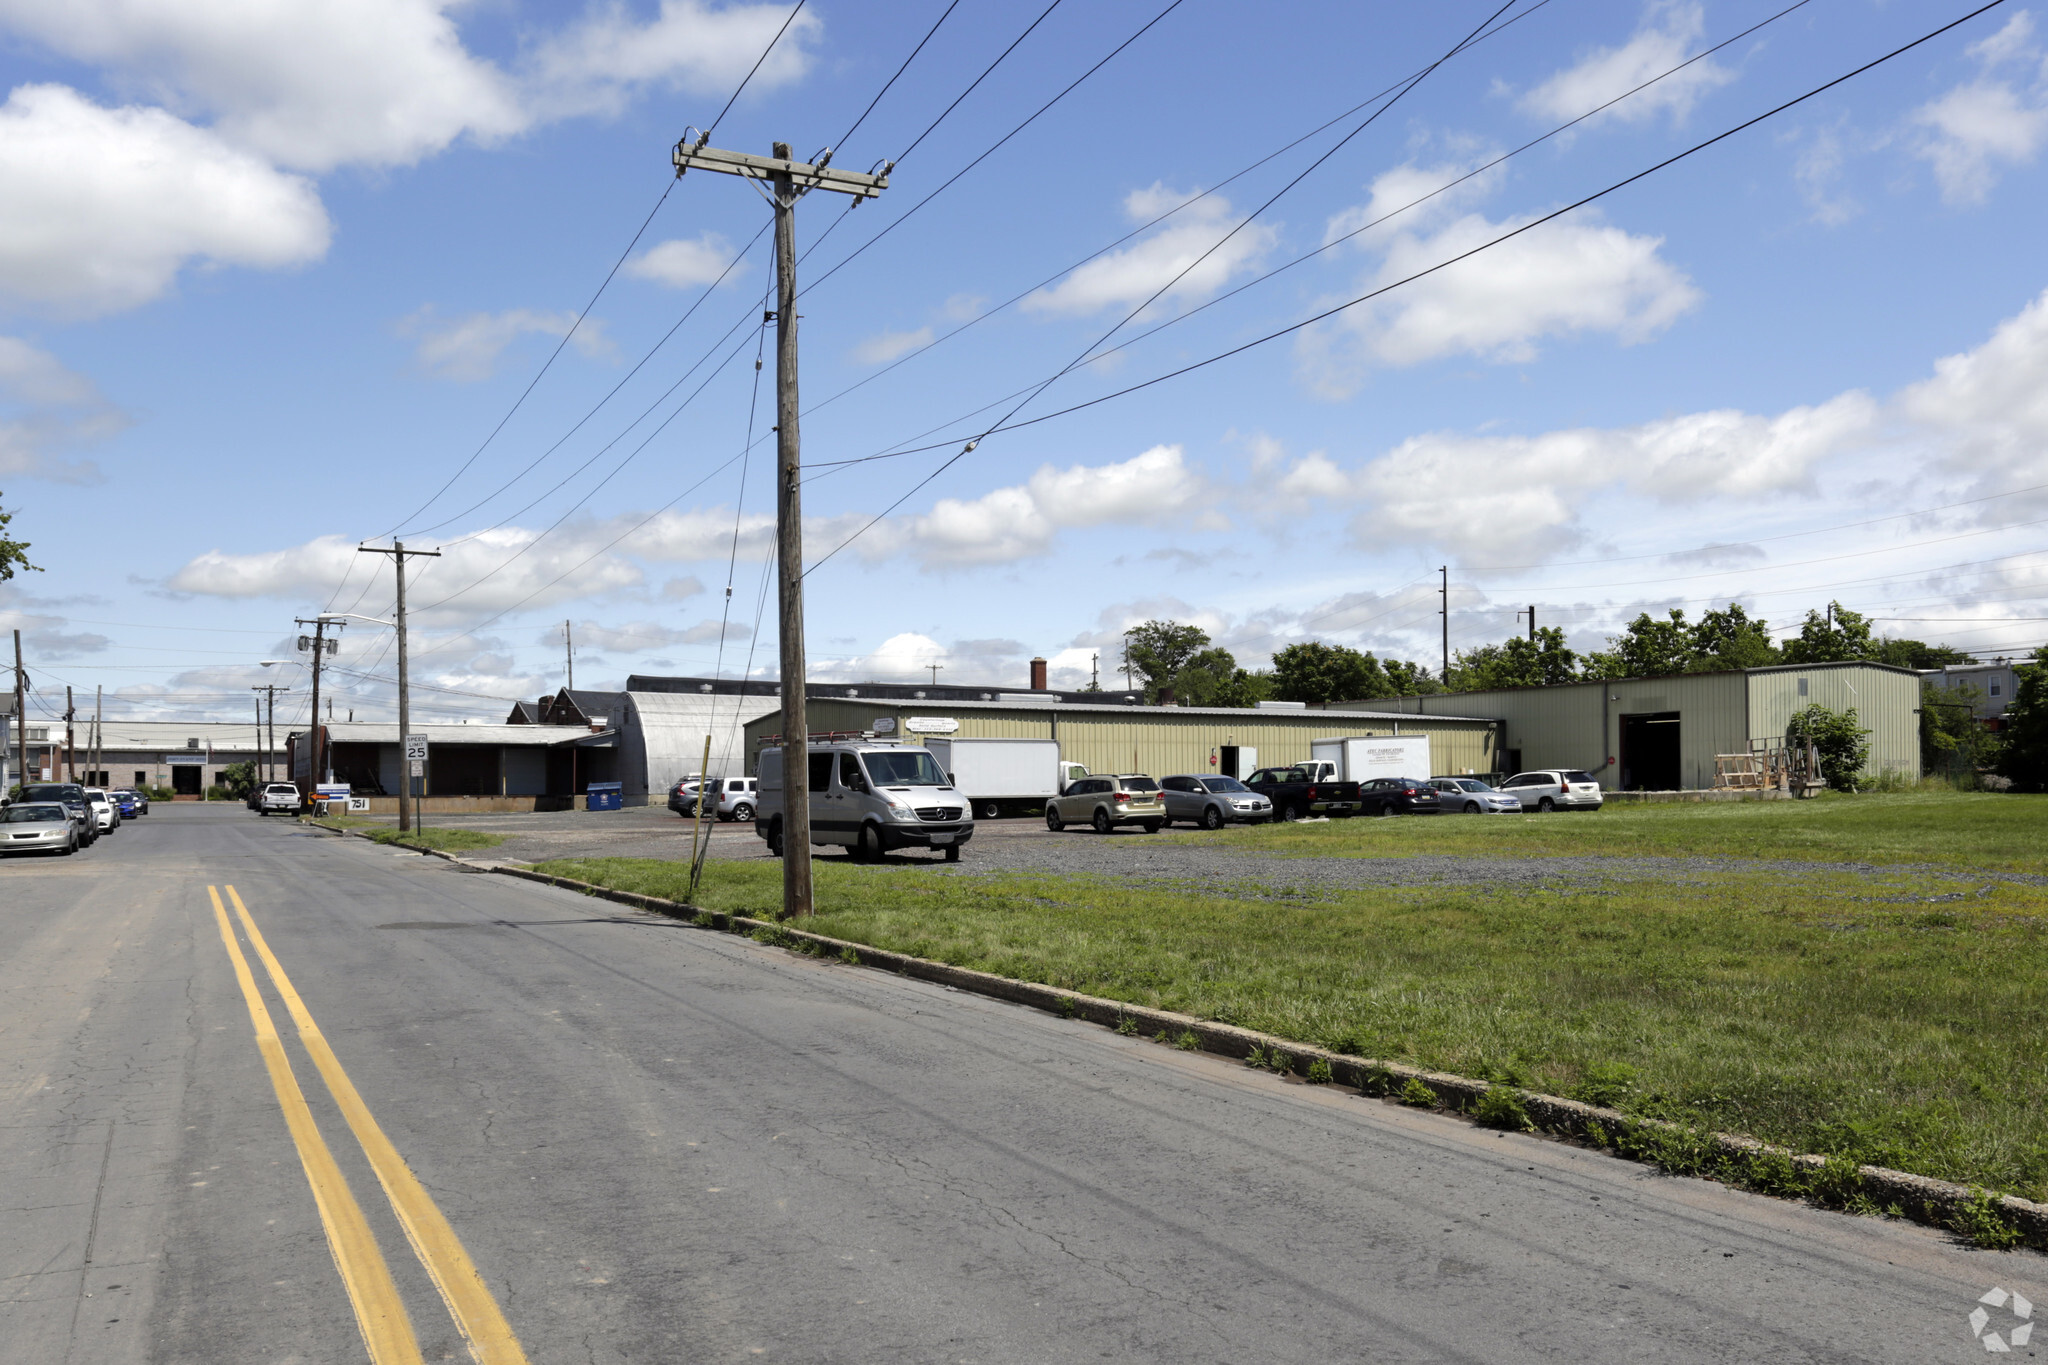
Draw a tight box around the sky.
[2,0,2045,731]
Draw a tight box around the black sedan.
[1359,777,1443,816]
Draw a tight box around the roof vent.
[1256,700,1307,710]
[980,692,994,701]
[913,690,926,700]
[1123,695,1138,704]
[699,683,712,693]
[845,689,858,698]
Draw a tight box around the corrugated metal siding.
[626,690,781,797]
[744,700,1496,779]
[1748,664,1921,780]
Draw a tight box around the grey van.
[756,740,974,862]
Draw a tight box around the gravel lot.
[381,806,2030,897]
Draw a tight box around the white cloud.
[0,336,127,480]
[1913,81,2048,206]
[565,618,747,653]
[1023,184,1278,318]
[1518,2,1735,128]
[1323,154,1504,245]
[662,575,705,601]
[398,306,613,382]
[625,233,748,290]
[851,326,933,365]
[0,0,525,173]
[1896,286,2048,507]
[1298,210,1700,393]
[0,84,330,318]
[526,0,820,122]
[903,444,1209,567]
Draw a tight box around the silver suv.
[683,776,759,822]
[1498,769,1605,812]
[1045,775,1165,834]
[756,741,973,862]
[258,782,302,815]
[1159,774,1271,828]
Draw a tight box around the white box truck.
[924,737,1069,818]
[1307,735,1432,784]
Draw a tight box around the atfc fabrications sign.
[904,716,960,734]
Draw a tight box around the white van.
[756,740,974,862]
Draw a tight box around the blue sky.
[2,0,2045,727]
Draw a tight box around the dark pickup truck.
[1244,766,1362,821]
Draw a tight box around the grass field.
[531,792,2048,1202]
[1214,790,2048,874]
[312,815,506,852]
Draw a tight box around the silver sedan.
[1429,777,1523,814]
[1,802,80,855]
[1160,775,1273,829]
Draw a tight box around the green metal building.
[742,695,1503,782]
[1374,661,1921,791]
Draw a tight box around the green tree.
[1873,637,1973,670]
[1690,604,1778,671]
[1780,601,1875,663]
[1173,647,1270,708]
[1993,646,2048,793]
[219,761,258,800]
[1785,703,1871,791]
[1920,679,1996,787]
[1381,659,1440,696]
[1585,609,1694,679]
[1122,620,1212,702]
[1447,627,1577,691]
[1270,641,1391,703]
[1,490,41,582]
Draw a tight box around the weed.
[750,924,793,948]
[1116,1012,1139,1036]
[1057,996,1077,1020]
[1306,1058,1334,1085]
[1583,1119,1610,1149]
[840,945,861,965]
[1244,1045,1268,1069]
[1949,1187,2024,1250]
[1361,1064,1395,1096]
[1474,1086,1534,1131]
[1153,1030,1168,1045]
[1175,1030,1201,1051]
[1399,1077,1438,1108]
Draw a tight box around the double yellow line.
[209,884,530,1365]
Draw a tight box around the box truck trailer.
[924,737,1077,818]
[1307,735,1432,784]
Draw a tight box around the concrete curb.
[478,861,2044,1253]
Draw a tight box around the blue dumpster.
[585,782,623,812]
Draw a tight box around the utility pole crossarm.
[672,141,889,198]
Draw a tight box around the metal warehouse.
[742,696,1502,782]
[1381,661,1921,790]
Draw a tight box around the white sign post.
[403,734,429,833]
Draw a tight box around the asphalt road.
[3,804,2036,1364]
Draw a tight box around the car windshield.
[3,805,65,823]
[1562,771,1596,783]
[1121,777,1159,792]
[862,750,948,786]
[1200,777,1248,793]
[1459,780,1492,791]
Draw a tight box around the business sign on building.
[165,753,207,765]
[904,716,959,734]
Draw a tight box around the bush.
[1994,646,2048,793]
[1785,703,1871,791]
[1475,1086,1534,1131]
[204,785,228,801]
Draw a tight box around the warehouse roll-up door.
[1619,712,1681,791]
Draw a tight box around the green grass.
[1211,790,2048,874]
[533,852,2048,1201]
[312,816,505,853]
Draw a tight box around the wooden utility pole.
[252,684,290,782]
[358,542,439,832]
[671,133,888,919]
[1517,604,1536,642]
[295,616,339,788]
[64,685,74,782]
[565,621,574,691]
[92,686,101,787]
[11,630,25,788]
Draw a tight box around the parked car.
[1045,774,1166,834]
[756,740,974,862]
[1243,767,1362,822]
[1358,777,1443,817]
[1429,777,1523,814]
[257,782,303,815]
[1160,774,1272,829]
[14,783,96,846]
[666,776,705,816]
[1,801,79,856]
[84,787,121,832]
[681,776,759,822]
[110,788,143,817]
[1498,769,1606,812]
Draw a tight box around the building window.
[27,726,48,741]
[1990,681,2002,697]
[1797,678,1808,697]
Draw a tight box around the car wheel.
[1375,802,1394,817]
[858,823,884,862]
[732,802,753,822]
[1538,797,1556,812]
[1280,803,1301,822]
[944,844,962,863]
[978,801,999,820]
[1464,801,1480,814]
[1142,820,1162,834]
[765,820,784,857]
[1092,808,1112,835]
[1045,806,1064,831]
[1201,805,1224,831]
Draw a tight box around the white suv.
[1497,770,1604,812]
[687,776,759,823]
[258,782,303,815]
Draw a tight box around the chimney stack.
[1029,656,1048,691]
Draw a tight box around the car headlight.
[888,801,920,821]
